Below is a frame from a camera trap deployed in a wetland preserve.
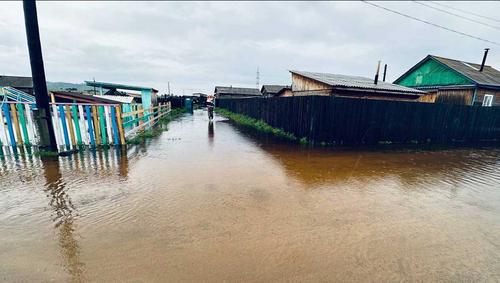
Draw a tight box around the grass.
[216,108,300,142]
[126,108,185,145]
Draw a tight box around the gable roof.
[291,70,424,95]
[261,85,291,95]
[214,86,261,96]
[394,55,500,87]
[51,91,119,104]
[0,76,33,88]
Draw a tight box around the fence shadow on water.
[219,96,500,145]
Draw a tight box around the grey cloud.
[1,1,499,94]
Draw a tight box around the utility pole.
[23,0,57,151]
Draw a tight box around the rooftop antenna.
[382,64,387,82]
[256,67,260,89]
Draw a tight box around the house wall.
[416,88,500,106]
[475,88,500,106]
[291,73,331,96]
[331,89,420,101]
[435,89,474,105]
[418,91,438,103]
[279,89,293,97]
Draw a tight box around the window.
[482,94,494,107]
[415,74,423,85]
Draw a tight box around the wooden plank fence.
[218,96,500,145]
[0,101,171,151]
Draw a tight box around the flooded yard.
[1,110,500,282]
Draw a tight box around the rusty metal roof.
[291,70,424,94]
[51,91,119,104]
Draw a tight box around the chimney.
[479,48,489,72]
[382,64,387,82]
[374,60,381,84]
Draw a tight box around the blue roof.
[85,81,158,92]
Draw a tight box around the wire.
[361,1,500,46]
[430,1,500,24]
[413,1,500,31]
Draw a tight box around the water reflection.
[0,149,131,281]
[208,121,214,148]
[41,157,86,281]
[232,127,500,191]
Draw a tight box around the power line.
[430,1,500,24]
[413,1,500,31]
[361,1,500,46]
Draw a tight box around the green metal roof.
[85,81,158,92]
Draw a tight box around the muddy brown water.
[1,110,500,282]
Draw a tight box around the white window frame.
[482,94,494,107]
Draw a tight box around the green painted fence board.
[71,105,83,145]
[16,103,30,145]
[98,106,107,145]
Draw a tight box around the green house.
[394,55,500,106]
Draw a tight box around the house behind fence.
[394,52,500,106]
[261,85,292,97]
[214,86,261,99]
[290,70,424,101]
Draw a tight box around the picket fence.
[0,101,171,151]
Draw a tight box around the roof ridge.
[429,54,490,68]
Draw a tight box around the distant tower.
[256,67,260,89]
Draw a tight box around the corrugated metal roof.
[94,95,135,104]
[291,70,424,94]
[0,76,33,88]
[431,55,500,86]
[215,86,261,96]
[261,85,291,95]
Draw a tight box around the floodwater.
[1,109,500,282]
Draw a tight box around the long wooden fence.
[218,96,500,145]
[0,101,171,151]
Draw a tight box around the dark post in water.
[23,0,57,151]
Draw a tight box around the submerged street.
[1,109,500,282]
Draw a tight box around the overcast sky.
[1,1,499,94]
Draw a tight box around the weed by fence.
[216,108,296,141]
